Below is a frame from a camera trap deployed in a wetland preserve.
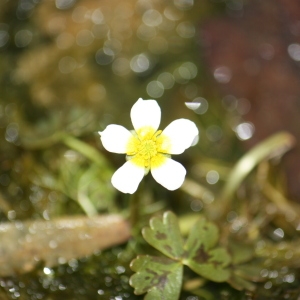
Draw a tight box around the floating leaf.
[183,217,231,282]
[142,211,184,260]
[130,255,183,300]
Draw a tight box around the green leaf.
[142,211,184,259]
[227,274,256,291]
[185,216,219,251]
[186,247,231,282]
[228,240,254,265]
[130,255,183,300]
[234,263,264,282]
[183,217,231,282]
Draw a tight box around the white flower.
[99,98,199,194]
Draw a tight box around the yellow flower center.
[126,126,171,168]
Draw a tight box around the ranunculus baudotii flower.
[99,98,199,194]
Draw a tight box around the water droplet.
[137,24,157,41]
[91,8,104,24]
[157,72,175,89]
[202,191,214,204]
[55,0,76,10]
[112,58,130,76]
[206,170,219,185]
[235,122,254,141]
[190,199,203,212]
[58,56,77,74]
[130,53,150,73]
[5,123,19,143]
[49,240,58,249]
[174,0,194,10]
[43,267,53,275]
[97,289,105,295]
[269,270,278,278]
[72,6,89,23]
[192,97,208,114]
[185,102,201,110]
[214,66,232,83]
[206,125,223,142]
[0,28,9,47]
[163,8,181,23]
[264,281,272,289]
[176,62,198,81]
[284,273,295,283]
[7,210,16,220]
[259,43,275,60]
[273,228,284,239]
[95,48,114,65]
[191,134,199,146]
[260,269,269,277]
[227,211,238,222]
[76,29,94,47]
[115,265,125,274]
[176,21,195,38]
[142,9,163,27]
[15,30,32,48]
[146,81,164,98]
[288,43,300,61]
[92,24,109,39]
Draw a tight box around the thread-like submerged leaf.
[142,211,184,259]
[183,216,231,282]
[130,255,183,300]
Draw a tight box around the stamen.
[126,127,170,168]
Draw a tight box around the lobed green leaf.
[142,211,184,260]
[130,255,183,300]
[183,216,231,282]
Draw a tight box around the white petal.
[161,119,199,154]
[111,161,145,194]
[99,124,132,154]
[130,98,161,132]
[151,158,186,190]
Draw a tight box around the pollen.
[126,126,171,168]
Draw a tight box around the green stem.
[62,135,110,168]
[129,181,144,234]
[209,132,295,221]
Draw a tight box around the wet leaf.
[130,255,183,300]
[142,211,184,260]
[183,217,231,282]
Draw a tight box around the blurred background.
[1,0,300,299]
